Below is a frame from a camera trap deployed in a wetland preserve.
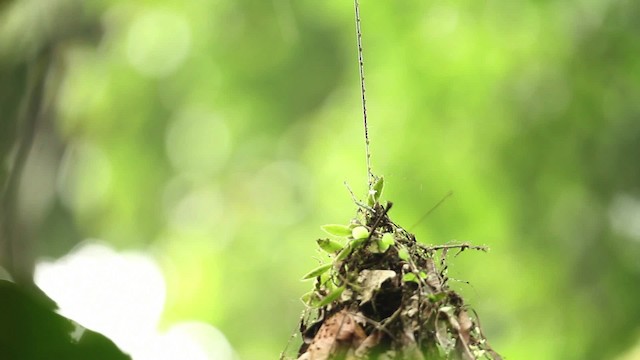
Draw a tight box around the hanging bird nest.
[289,178,502,360]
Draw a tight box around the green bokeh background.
[2,0,640,359]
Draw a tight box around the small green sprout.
[335,234,368,260]
[317,285,345,307]
[302,263,332,280]
[402,273,419,283]
[316,238,344,253]
[397,247,410,261]
[402,271,426,283]
[352,226,370,239]
[335,245,352,261]
[321,224,352,237]
[350,236,368,248]
[319,270,331,284]
[378,232,395,252]
[428,292,447,302]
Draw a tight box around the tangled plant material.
[290,177,502,360]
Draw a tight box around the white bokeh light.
[138,322,234,360]
[34,241,235,360]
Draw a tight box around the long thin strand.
[354,0,373,190]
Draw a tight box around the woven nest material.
[290,198,502,360]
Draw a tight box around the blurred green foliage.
[2,0,640,359]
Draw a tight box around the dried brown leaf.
[297,310,366,360]
[357,270,396,304]
[458,310,473,343]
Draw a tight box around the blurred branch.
[0,0,100,284]
[0,52,49,284]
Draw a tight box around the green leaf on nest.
[336,244,353,261]
[317,285,345,307]
[398,247,410,261]
[403,271,427,283]
[403,273,419,283]
[302,263,332,280]
[317,238,344,253]
[428,292,447,302]
[352,226,370,239]
[367,176,384,206]
[321,224,352,237]
[335,233,370,261]
[350,237,368,248]
[378,233,395,252]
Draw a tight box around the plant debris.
[285,177,502,360]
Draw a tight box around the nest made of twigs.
[289,201,502,360]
